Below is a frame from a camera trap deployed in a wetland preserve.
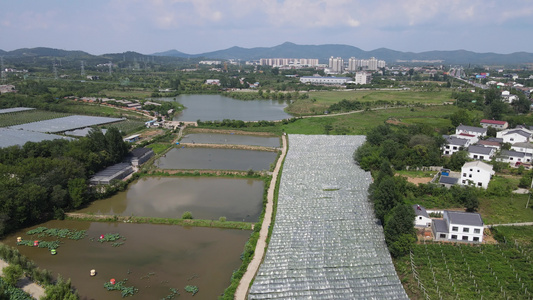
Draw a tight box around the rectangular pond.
[77,176,264,222]
[156,147,277,171]
[180,133,280,148]
[2,220,251,300]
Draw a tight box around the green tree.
[384,204,416,257]
[449,109,471,127]
[42,275,79,300]
[68,178,87,209]
[370,176,403,223]
[2,264,22,286]
[105,127,129,163]
[446,150,469,171]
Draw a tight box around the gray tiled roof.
[457,125,487,134]
[445,136,469,146]
[501,150,526,158]
[433,219,448,233]
[468,145,493,155]
[504,129,530,138]
[412,204,429,218]
[447,211,484,227]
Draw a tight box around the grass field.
[395,242,533,300]
[479,193,533,225]
[286,89,455,115]
[282,105,459,135]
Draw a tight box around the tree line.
[0,127,129,236]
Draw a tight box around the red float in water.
[110,278,116,285]
[100,235,104,239]
[33,240,39,247]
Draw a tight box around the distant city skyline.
[1,0,532,55]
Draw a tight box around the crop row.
[411,243,533,299]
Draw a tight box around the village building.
[432,211,484,243]
[460,161,494,189]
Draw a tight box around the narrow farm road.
[234,134,287,300]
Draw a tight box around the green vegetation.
[0,277,33,300]
[184,285,199,296]
[104,279,138,297]
[0,127,129,236]
[26,227,87,240]
[396,243,533,299]
[181,211,193,219]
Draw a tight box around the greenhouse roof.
[10,115,123,133]
[0,128,72,148]
[248,135,408,299]
[0,107,35,114]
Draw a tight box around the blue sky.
[1,0,532,55]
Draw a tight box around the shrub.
[182,211,193,219]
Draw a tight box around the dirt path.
[0,259,45,299]
[234,134,287,300]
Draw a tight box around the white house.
[467,145,495,161]
[501,90,519,103]
[413,204,432,227]
[455,125,487,138]
[442,136,471,155]
[460,161,494,189]
[511,142,533,155]
[496,129,531,144]
[432,211,484,243]
[480,119,508,130]
[497,150,532,166]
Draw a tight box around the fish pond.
[2,220,251,300]
[156,147,277,171]
[77,176,264,222]
[180,133,280,148]
[158,95,292,122]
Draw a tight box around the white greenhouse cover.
[248,135,408,299]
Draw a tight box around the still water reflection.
[158,95,292,122]
[181,133,280,148]
[156,148,277,171]
[77,177,263,222]
[2,220,250,300]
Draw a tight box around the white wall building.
[328,57,344,73]
[299,76,352,85]
[456,125,487,138]
[433,211,484,243]
[460,161,494,189]
[413,204,432,227]
[497,129,531,144]
[355,72,371,85]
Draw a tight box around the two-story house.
[467,145,495,161]
[497,128,532,144]
[433,211,484,243]
[442,136,471,155]
[460,161,494,189]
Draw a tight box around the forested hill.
[154,42,533,65]
[2,43,533,65]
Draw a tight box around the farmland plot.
[409,243,533,299]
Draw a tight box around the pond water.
[2,220,251,300]
[156,147,277,171]
[77,177,264,222]
[181,133,281,148]
[158,95,292,122]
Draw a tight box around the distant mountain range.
[2,42,533,65]
[153,42,533,65]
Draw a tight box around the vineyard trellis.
[409,241,533,299]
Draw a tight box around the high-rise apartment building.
[328,56,344,73]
